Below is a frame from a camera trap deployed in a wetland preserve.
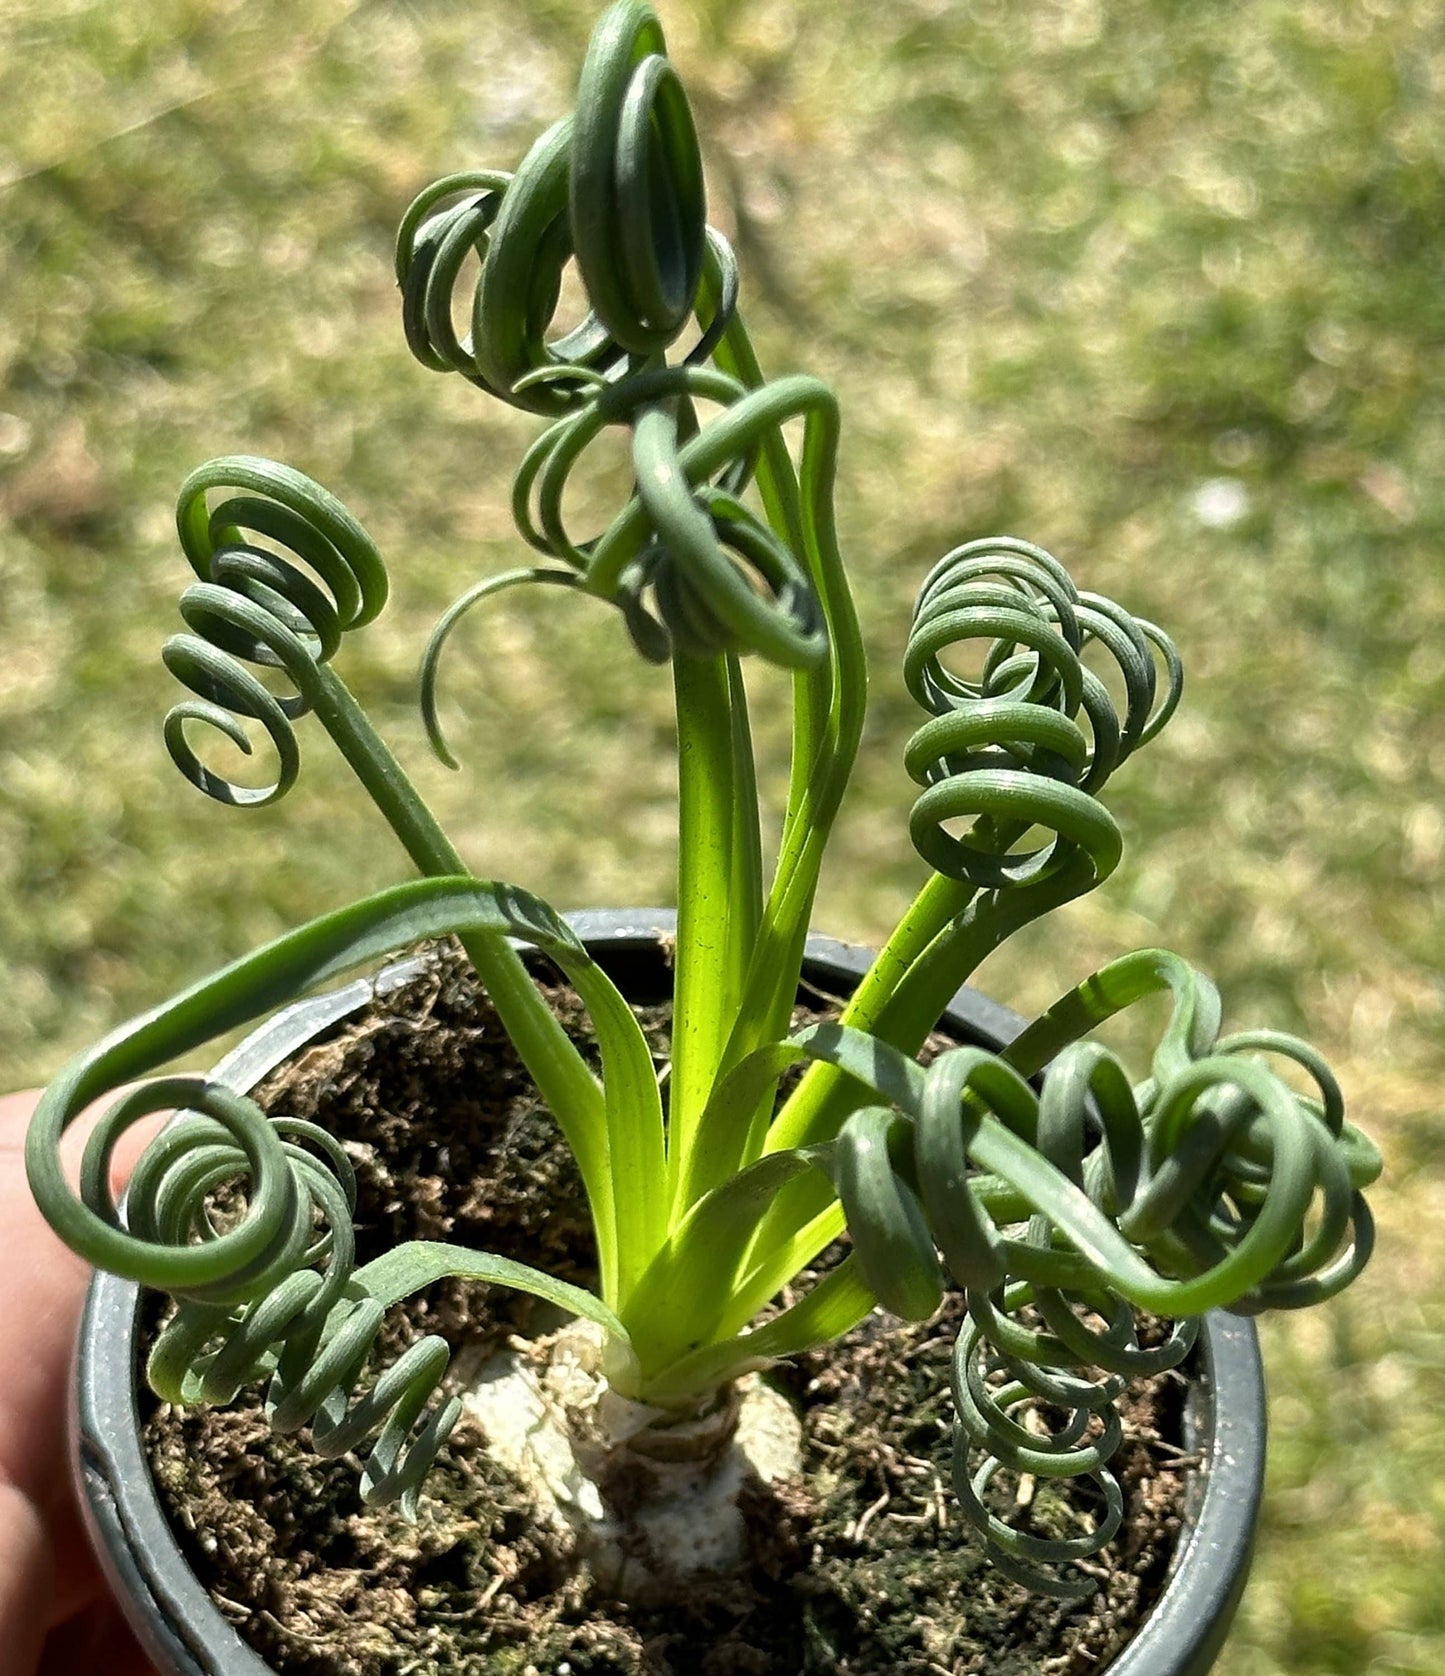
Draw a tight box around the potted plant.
[25,3,1380,1672]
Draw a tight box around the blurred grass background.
[1,0,1440,1669]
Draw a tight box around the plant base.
[461,1317,804,1602]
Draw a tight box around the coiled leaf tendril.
[24,880,637,1515]
[810,946,1378,1593]
[395,0,832,766]
[903,535,1182,916]
[163,456,388,807]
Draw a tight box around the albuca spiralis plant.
[27,0,1380,1602]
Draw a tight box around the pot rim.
[72,909,1265,1676]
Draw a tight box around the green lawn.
[2,2,1441,1669]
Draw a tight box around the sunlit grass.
[2,2,1440,1669]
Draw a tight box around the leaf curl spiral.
[395,0,835,763]
[48,1072,461,1517]
[135,1104,463,1516]
[163,456,388,807]
[24,879,637,1516]
[949,1288,1194,1598]
[805,946,1379,1593]
[903,535,1182,904]
[394,2,721,416]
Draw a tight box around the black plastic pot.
[73,910,1266,1676]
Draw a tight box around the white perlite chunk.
[462,1319,804,1598]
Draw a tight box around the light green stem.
[727,654,765,987]
[668,651,756,1215]
[309,663,605,1134]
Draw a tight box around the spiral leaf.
[393,1,837,752]
[25,878,646,1512]
[571,0,707,355]
[781,949,1379,1592]
[948,1287,1181,1599]
[163,456,388,807]
[415,354,833,756]
[134,1112,463,1516]
[902,536,1182,901]
[395,2,711,419]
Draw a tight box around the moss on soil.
[142,942,1190,1676]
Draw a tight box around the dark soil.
[142,941,1192,1676]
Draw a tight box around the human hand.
[0,1088,159,1676]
